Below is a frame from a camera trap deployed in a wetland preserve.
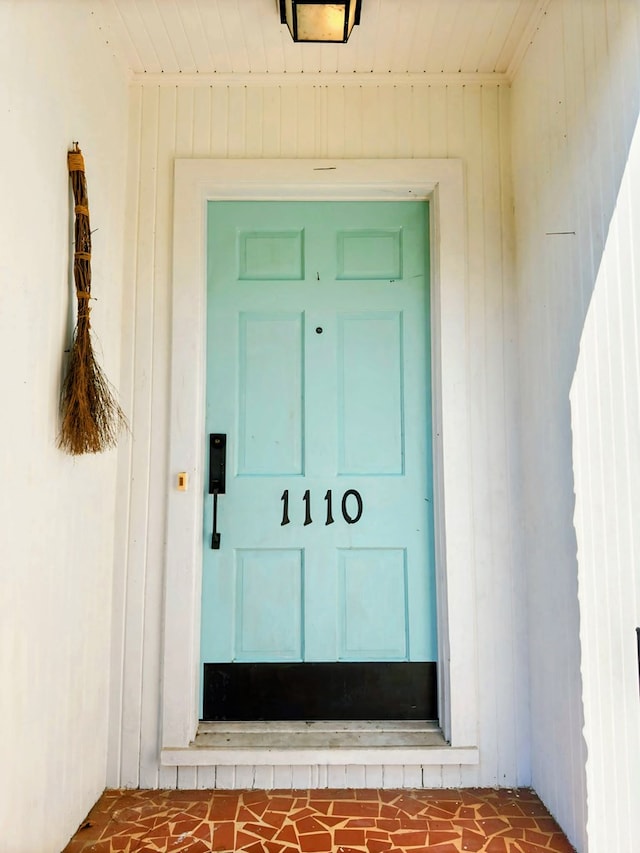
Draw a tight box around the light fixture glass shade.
[280,0,361,43]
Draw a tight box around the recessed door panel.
[238,313,304,476]
[235,549,303,661]
[338,312,404,475]
[338,548,408,659]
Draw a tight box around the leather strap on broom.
[58,143,127,454]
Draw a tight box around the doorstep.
[160,720,479,766]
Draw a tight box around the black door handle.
[209,434,226,550]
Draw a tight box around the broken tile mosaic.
[62,788,576,852]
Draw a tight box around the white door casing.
[162,159,478,764]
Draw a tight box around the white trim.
[131,71,509,88]
[163,159,477,763]
[161,746,479,767]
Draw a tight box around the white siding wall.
[110,81,530,791]
[0,3,129,853]
[571,112,640,853]
[511,1,640,850]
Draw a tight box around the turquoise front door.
[201,200,437,720]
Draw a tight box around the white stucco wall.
[109,80,529,791]
[511,1,640,850]
[0,3,129,852]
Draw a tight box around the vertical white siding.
[571,113,640,852]
[511,1,640,850]
[111,81,528,790]
[0,3,129,852]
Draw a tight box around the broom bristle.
[58,326,127,455]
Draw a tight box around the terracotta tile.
[208,797,239,821]
[236,830,266,850]
[314,814,346,828]
[522,828,551,846]
[513,817,544,830]
[367,839,394,853]
[238,805,261,822]
[335,847,365,853]
[333,800,381,817]
[485,839,509,853]
[289,807,316,820]
[375,818,403,832]
[427,804,464,819]
[264,796,297,812]
[262,810,287,830]
[307,799,333,814]
[62,788,576,853]
[242,821,278,841]
[390,829,429,846]
[515,842,553,853]
[397,817,433,831]
[295,815,327,834]
[242,841,268,853]
[427,830,461,844]
[183,801,210,819]
[380,804,401,818]
[461,828,487,851]
[297,831,333,852]
[478,818,510,835]
[497,827,525,840]
[274,824,298,845]
[334,828,367,845]
[211,819,235,850]
[534,818,564,834]
[548,833,577,852]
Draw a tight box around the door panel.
[201,200,436,719]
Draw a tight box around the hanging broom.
[58,143,127,455]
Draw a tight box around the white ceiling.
[95,0,549,81]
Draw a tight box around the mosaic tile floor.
[62,788,576,853]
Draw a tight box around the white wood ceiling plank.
[422,1,465,74]
[437,1,478,73]
[99,0,546,82]
[114,0,164,72]
[262,20,288,76]
[137,0,181,73]
[195,0,234,73]
[405,1,442,74]
[171,0,215,72]
[389,0,431,73]
[300,42,324,74]
[473,1,519,73]
[346,0,382,73]
[319,43,340,74]
[217,1,251,73]
[369,0,402,72]
[458,0,505,73]
[95,0,146,73]
[153,0,199,73]
[498,0,545,75]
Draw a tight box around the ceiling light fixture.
[279,1,362,44]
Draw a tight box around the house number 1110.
[280,489,363,527]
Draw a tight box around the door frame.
[161,159,478,759]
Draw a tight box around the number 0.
[341,489,363,524]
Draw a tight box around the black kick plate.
[202,662,437,721]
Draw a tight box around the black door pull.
[209,434,226,550]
